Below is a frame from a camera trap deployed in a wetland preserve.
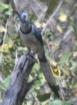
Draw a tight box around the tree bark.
[1,53,36,105]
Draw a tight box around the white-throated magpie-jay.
[18,11,59,97]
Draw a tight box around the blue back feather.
[32,25,43,45]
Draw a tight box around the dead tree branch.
[1,53,36,105]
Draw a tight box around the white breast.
[19,31,42,53]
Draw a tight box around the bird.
[17,11,60,97]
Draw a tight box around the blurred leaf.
[63,101,72,105]
[0,26,7,33]
[49,100,71,105]
[0,75,11,90]
[59,12,67,22]
[0,3,12,16]
[49,100,63,105]
[0,40,13,53]
[0,3,10,12]
[37,83,51,102]
[59,52,72,66]
[34,20,42,28]
[37,93,51,102]
[69,18,77,39]
[51,64,62,78]
[57,25,63,33]
[4,9,12,16]
[0,53,4,65]
[34,72,45,90]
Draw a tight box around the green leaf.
[63,101,72,105]
[1,75,11,90]
[49,99,63,105]
[49,100,72,105]
[0,3,12,15]
[59,52,72,66]
[0,3,9,12]
[37,93,51,102]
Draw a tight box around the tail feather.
[39,59,59,97]
[38,47,59,97]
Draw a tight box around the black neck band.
[20,26,32,34]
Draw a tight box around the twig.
[51,0,64,19]
[42,0,64,35]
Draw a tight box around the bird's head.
[16,11,31,33]
[18,11,29,23]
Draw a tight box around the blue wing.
[32,25,43,45]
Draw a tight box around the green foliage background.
[0,1,77,105]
